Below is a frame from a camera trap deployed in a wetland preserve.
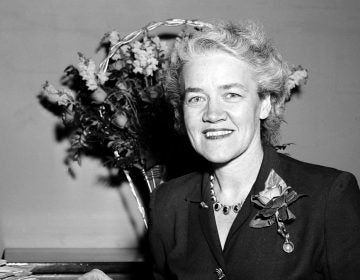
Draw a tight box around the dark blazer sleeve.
[324,172,360,279]
[149,229,168,280]
[148,185,172,280]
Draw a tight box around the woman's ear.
[259,94,271,120]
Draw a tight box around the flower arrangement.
[41,33,169,172]
[38,19,308,227]
[39,19,213,227]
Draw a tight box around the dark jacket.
[149,146,360,280]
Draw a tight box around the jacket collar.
[184,173,206,203]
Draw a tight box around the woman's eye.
[187,96,205,104]
[225,92,241,98]
[224,92,242,101]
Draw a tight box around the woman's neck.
[212,143,264,204]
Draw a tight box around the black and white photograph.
[0,1,359,279]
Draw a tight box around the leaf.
[67,167,76,179]
[75,154,82,166]
[287,208,296,221]
[264,195,285,209]
[285,189,298,204]
[277,206,288,221]
[249,216,275,228]
[258,207,277,218]
[274,143,294,151]
[286,190,308,205]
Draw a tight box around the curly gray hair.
[165,21,290,145]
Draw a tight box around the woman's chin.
[202,152,236,165]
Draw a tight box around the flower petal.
[287,209,296,221]
[258,195,271,205]
[251,195,266,207]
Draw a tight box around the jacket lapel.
[198,203,226,268]
[186,172,226,269]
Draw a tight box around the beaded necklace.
[209,175,244,215]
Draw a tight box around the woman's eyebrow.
[184,84,248,94]
[184,87,204,94]
[218,83,248,92]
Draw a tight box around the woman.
[149,21,360,279]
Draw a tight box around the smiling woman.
[182,52,270,165]
[148,21,360,280]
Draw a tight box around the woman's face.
[182,51,270,164]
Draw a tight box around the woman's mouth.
[203,129,234,139]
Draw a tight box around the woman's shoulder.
[276,152,360,277]
[149,172,203,235]
[279,152,341,175]
[150,172,202,210]
[276,151,358,194]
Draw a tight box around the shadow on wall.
[0,227,4,257]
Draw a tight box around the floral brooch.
[249,169,306,253]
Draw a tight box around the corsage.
[249,169,306,253]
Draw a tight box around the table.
[3,248,152,280]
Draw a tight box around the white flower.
[41,82,75,106]
[144,43,155,54]
[108,31,121,46]
[85,79,98,91]
[112,50,121,61]
[78,54,98,91]
[131,41,142,53]
[288,68,308,90]
[287,79,296,91]
[145,56,158,76]
[57,88,76,106]
[131,41,159,76]
[41,82,61,103]
[120,45,130,56]
[62,88,76,99]
[97,71,109,85]
[132,60,144,75]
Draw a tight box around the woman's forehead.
[182,52,255,87]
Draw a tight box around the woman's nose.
[202,99,227,123]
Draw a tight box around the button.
[200,202,209,208]
[215,268,225,279]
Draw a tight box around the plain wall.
[0,0,359,254]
